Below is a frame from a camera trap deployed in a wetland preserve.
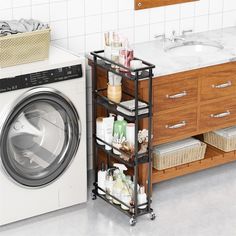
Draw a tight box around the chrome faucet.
[154,29,193,42]
[169,30,185,43]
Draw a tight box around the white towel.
[117,99,148,116]
[0,19,49,36]
[154,138,201,155]
[214,126,236,138]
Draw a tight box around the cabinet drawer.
[201,64,236,101]
[200,98,236,131]
[153,77,198,112]
[153,108,197,143]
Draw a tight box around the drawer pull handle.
[166,91,187,99]
[210,110,231,118]
[212,81,232,89]
[165,121,186,129]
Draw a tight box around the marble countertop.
[133,27,236,77]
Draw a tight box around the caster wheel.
[91,192,97,200]
[150,212,156,221]
[129,217,137,226]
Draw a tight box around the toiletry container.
[98,163,106,195]
[138,186,147,209]
[107,84,122,103]
[126,123,135,148]
[105,169,114,201]
[111,33,122,68]
[104,32,112,62]
[112,174,123,205]
[103,116,115,150]
[113,115,127,155]
[113,115,127,138]
[96,117,104,145]
[130,60,143,75]
[120,185,132,210]
[108,72,122,86]
[119,38,134,72]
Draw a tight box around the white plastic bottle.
[105,169,113,201]
[98,163,106,195]
[112,174,123,205]
[138,186,147,209]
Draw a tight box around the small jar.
[119,49,134,72]
[107,84,122,103]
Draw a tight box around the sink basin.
[165,41,224,56]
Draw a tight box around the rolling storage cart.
[91,50,155,226]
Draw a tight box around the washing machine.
[0,46,87,226]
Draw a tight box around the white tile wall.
[1,0,236,169]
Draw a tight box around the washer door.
[0,88,81,187]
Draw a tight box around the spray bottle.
[112,163,127,205]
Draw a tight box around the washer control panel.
[0,64,83,93]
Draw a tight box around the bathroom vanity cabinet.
[125,61,236,185]
[89,59,236,187]
[135,0,198,10]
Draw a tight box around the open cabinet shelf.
[95,88,151,122]
[152,144,236,183]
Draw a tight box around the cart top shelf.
[91,50,155,81]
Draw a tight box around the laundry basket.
[153,141,207,170]
[204,132,236,152]
[0,28,50,68]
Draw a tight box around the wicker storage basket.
[153,141,207,170]
[204,132,236,152]
[0,28,50,68]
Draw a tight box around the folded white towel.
[154,138,201,155]
[117,99,148,116]
[214,126,236,138]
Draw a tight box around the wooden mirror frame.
[135,0,199,10]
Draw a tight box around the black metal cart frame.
[91,50,155,226]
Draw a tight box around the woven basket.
[153,141,207,170]
[204,132,236,152]
[0,28,50,68]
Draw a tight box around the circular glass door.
[0,88,81,187]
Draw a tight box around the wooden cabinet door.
[153,107,197,144]
[200,63,236,101]
[200,98,236,132]
[153,77,198,112]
